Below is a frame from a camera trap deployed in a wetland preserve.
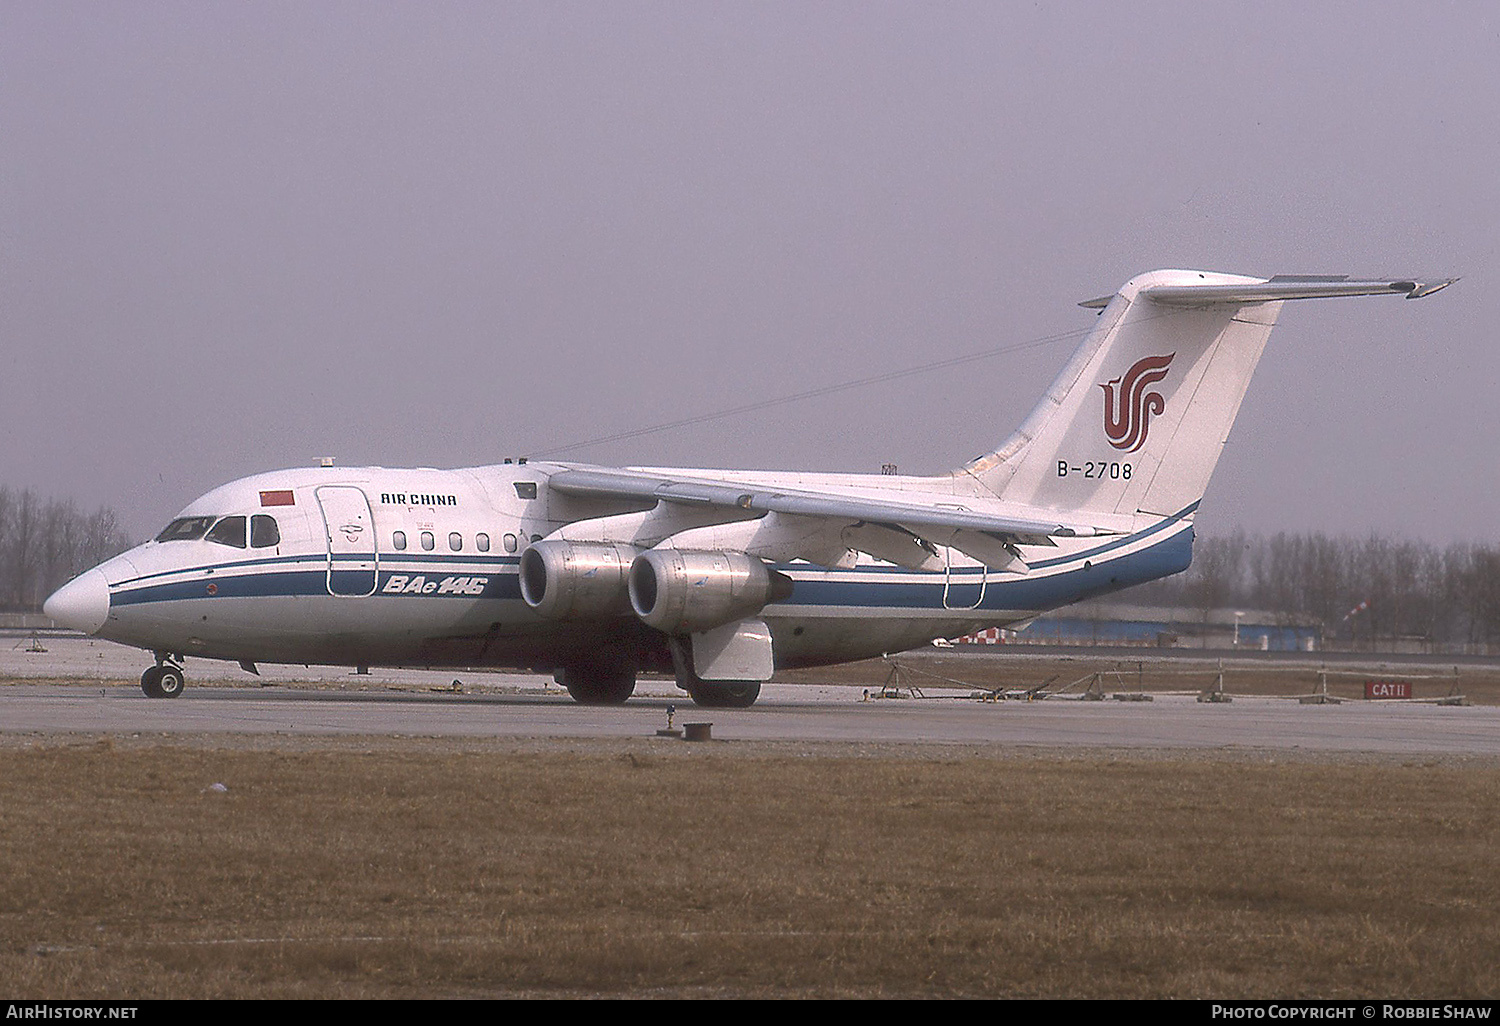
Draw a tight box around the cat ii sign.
[1365,680,1413,699]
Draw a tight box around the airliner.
[44,270,1453,706]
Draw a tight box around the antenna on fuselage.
[319,456,335,468]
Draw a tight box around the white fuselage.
[76,462,1193,675]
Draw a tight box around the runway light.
[656,703,683,739]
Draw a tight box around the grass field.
[2,736,1497,998]
[783,651,1500,705]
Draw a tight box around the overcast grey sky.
[3,1,1497,543]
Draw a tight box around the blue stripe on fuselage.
[106,521,1194,617]
[777,526,1192,611]
[111,563,526,606]
[1026,500,1198,569]
[111,551,522,590]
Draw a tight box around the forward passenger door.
[315,486,378,597]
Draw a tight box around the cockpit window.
[155,517,216,542]
[251,515,280,548]
[205,515,247,548]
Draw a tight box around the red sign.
[259,490,295,507]
[1365,680,1412,700]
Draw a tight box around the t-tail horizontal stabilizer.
[1078,275,1456,309]
[1142,275,1458,306]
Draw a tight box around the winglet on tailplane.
[960,269,1455,521]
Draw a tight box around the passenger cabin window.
[503,533,518,553]
[155,517,215,542]
[205,516,247,549]
[476,533,490,552]
[393,530,407,551]
[251,515,280,548]
[420,531,435,551]
[449,532,462,552]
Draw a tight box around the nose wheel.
[140,663,186,698]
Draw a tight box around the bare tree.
[1184,529,1246,644]
[1115,527,1499,653]
[0,486,136,611]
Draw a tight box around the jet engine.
[628,549,793,634]
[518,540,638,620]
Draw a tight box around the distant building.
[958,602,1322,651]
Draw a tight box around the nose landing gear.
[141,657,185,698]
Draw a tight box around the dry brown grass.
[1,736,1497,999]
[782,652,1500,704]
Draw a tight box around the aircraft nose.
[44,569,111,635]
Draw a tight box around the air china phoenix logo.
[1099,353,1175,453]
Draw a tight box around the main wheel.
[559,667,636,706]
[156,665,186,698]
[140,666,164,698]
[687,680,761,708]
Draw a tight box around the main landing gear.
[141,656,185,698]
[667,636,763,708]
[685,679,761,708]
[556,663,637,705]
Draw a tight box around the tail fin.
[955,270,1454,520]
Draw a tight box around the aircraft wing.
[546,467,1124,571]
